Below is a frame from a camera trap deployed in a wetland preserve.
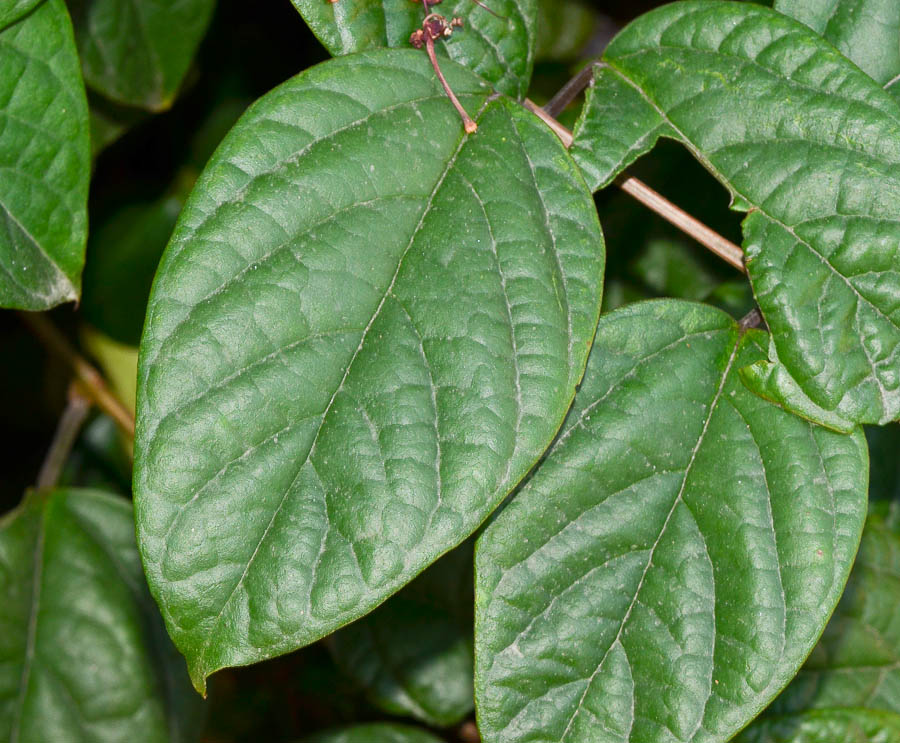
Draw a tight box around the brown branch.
[18,312,136,438]
[522,99,746,274]
[36,382,91,491]
[543,63,595,119]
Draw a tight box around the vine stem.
[36,382,91,491]
[521,99,746,274]
[18,312,136,438]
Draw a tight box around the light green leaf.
[475,299,868,743]
[0,0,43,31]
[304,723,445,743]
[774,0,900,95]
[67,0,216,110]
[0,0,89,310]
[290,0,537,98]
[736,709,900,743]
[330,542,474,726]
[134,48,604,694]
[0,489,202,743]
[570,1,900,428]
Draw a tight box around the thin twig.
[36,382,91,491]
[523,99,746,273]
[425,33,477,133]
[543,63,596,118]
[18,312,136,438]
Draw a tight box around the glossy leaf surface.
[571,1,900,428]
[290,0,537,99]
[67,0,216,110]
[331,542,474,726]
[0,0,43,31]
[134,49,604,693]
[0,0,89,310]
[774,0,900,93]
[0,489,200,742]
[475,300,868,743]
[305,723,445,743]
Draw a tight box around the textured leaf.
[305,723,445,743]
[475,299,868,743]
[134,48,604,694]
[570,1,900,429]
[774,0,900,93]
[736,709,900,743]
[331,542,474,726]
[0,0,89,310]
[0,489,202,743]
[0,0,43,31]
[290,0,537,99]
[67,0,216,110]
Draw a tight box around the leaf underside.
[475,299,868,743]
[0,0,90,310]
[67,0,216,110]
[290,0,538,99]
[0,490,199,743]
[570,0,900,429]
[134,49,604,693]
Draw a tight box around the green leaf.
[570,1,900,428]
[0,0,43,31]
[735,709,900,743]
[774,0,900,94]
[535,0,597,63]
[290,0,537,99]
[134,48,604,694]
[475,299,868,743]
[0,489,202,742]
[304,723,445,743]
[67,0,216,110]
[0,0,89,310]
[330,542,474,726]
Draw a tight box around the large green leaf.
[66,0,216,110]
[474,299,868,743]
[0,0,43,31]
[134,48,604,694]
[0,489,202,742]
[0,0,89,310]
[330,542,474,726]
[570,1,900,429]
[304,723,445,743]
[774,0,900,95]
[736,709,900,743]
[290,0,537,99]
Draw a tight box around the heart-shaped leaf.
[305,723,445,743]
[0,489,202,742]
[290,0,537,99]
[330,542,474,726]
[134,48,604,694]
[475,299,868,743]
[0,0,89,310]
[0,0,43,31]
[570,1,900,429]
[67,0,216,110]
[774,0,900,96]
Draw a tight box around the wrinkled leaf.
[0,0,43,31]
[571,1,900,429]
[475,299,868,743]
[290,0,537,99]
[305,723,445,743]
[736,709,900,743]
[134,49,604,694]
[774,0,900,93]
[331,542,474,726]
[0,489,201,742]
[67,0,216,110]
[0,0,90,310]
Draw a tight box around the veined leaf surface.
[475,300,868,743]
[570,1,900,428]
[290,0,537,99]
[134,49,604,694]
[0,0,43,31]
[0,0,89,310]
